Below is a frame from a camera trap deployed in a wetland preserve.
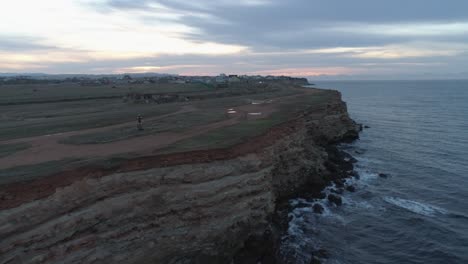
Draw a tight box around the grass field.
[0,82,215,105]
[60,111,228,145]
[162,91,333,153]
[0,79,334,184]
[0,82,294,141]
[0,100,182,140]
[58,88,300,145]
[0,82,218,140]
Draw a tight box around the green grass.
[0,87,336,184]
[0,143,32,158]
[56,87,301,145]
[161,91,333,153]
[0,82,296,141]
[0,100,182,140]
[163,118,282,153]
[0,82,215,105]
[0,82,213,140]
[60,111,228,145]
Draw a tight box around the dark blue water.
[282,80,468,264]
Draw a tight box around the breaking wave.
[383,197,448,217]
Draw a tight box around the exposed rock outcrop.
[327,194,343,206]
[0,90,359,264]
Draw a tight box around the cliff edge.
[0,89,360,264]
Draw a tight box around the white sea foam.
[358,170,379,182]
[345,199,374,210]
[282,208,315,263]
[383,197,448,217]
[346,168,379,188]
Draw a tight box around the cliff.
[0,90,360,264]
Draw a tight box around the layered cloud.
[1,0,467,79]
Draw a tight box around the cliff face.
[0,90,360,264]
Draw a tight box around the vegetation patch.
[162,92,332,153]
[0,102,181,140]
[163,118,282,153]
[60,111,228,145]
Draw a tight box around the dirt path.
[0,89,313,170]
[0,104,197,145]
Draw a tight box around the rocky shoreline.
[232,125,361,264]
[0,89,360,264]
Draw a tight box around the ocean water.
[281,80,468,264]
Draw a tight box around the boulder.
[315,192,327,200]
[312,204,324,214]
[327,194,342,206]
[378,173,389,178]
[349,170,360,179]
[346,185,356,192]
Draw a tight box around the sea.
[281,80,468,264]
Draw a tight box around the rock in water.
[313,203,324,214]
[379,173,389,178]
[347,170,359,178]
[327,194,342,206]
[346,185,356,192]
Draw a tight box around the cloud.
[0,36,55,52]
[1,0,468,79]
[103,0,468,50]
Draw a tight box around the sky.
[1,0,468,79]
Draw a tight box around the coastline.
[0,88,361,264]
[234,123,361,264]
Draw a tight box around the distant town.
[0,73,308,89]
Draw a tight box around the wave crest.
[384,197,447,217]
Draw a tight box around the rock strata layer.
[0,90,360,264]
